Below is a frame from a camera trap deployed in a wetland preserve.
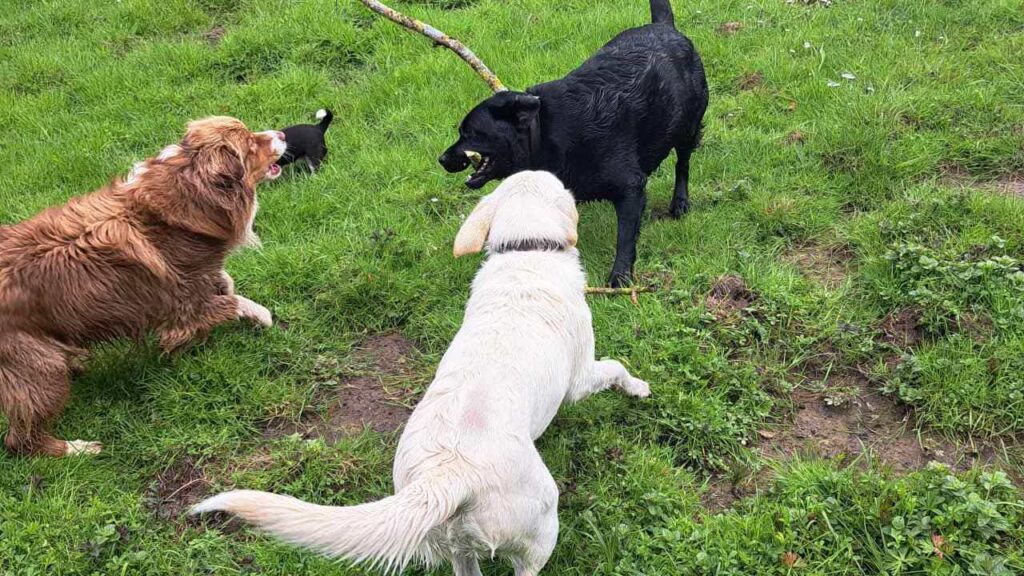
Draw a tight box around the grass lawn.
[2,0,1024,574]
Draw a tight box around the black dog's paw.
[668,199,690,219]
[608,272,633,289]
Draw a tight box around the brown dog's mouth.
[266,163,282,180]
[465,150,494,189]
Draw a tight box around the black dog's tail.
[651,0,675,28]
[315,108,334,132]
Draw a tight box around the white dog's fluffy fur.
[191,171,650,575]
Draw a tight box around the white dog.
[191,171,651,575]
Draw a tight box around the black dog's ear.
[493,92,541,126]
[513,94,541,126]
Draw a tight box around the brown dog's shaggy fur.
[0,116,284,457]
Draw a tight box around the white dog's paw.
[621,377,651,398]
[236,296,272,328]
[65,440,103,456]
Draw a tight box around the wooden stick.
[584,286,654,295]
[358,0,507,93]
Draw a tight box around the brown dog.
[0,116,286,457]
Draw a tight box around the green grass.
[2,0,1024,574]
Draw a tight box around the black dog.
[439,0,708,287]
[277,109,333,173]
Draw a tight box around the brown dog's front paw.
[217,270,236,296]
[64,440,103,456]
[236,296,272,328]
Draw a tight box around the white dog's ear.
[454,196,497,257]
[558,193,579,247]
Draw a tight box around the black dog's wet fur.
[439,0,708,287]
[278,109,333,173]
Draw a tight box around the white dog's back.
[191,172,650,576]
[394,249,591,561]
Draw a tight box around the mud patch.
[706,274,758,320]
[939,164,1024,198]
[738,71,764,91]
[996,174,1024,197]
[783,243,853,289]
[717,21,743,35]
[145,457,210,524]
[203,26,226,46]
[878,308,923,348]
[760,374,965,472]
[264,332,421,443]
[956,313,995,341]
[783,130,806,145]
[701,478,740,513]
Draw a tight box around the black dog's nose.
[438,149,469,173]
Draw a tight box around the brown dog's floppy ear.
[453,194,498,257]
[194,143,247,194]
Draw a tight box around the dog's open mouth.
[266,163,282,180]
[464,150,494,189]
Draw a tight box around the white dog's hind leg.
[513,510,558,576]
[567,360,651,403]
[453,555,483,576]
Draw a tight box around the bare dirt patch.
[783,130,806,145]
[706,274,758,320]
[717,21,743,35]
[145,457,212,529]
[264,332,421,443]
[996,174,1024,197]
[738,71,764,91]
[783,243,854,289]
[701,478,740,512]
[203,26,226,46]
[878,308,924,348]
[938,164,1024,198]
[758,373,986,474]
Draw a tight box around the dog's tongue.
[267,164,282,180]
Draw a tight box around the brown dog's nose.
[276,131,286,141]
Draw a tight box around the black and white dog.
[277,108,333,173]
[439,0,708,287]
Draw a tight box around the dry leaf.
[932,534,946,559]
[758,429,776,439]
[781,551,799,568]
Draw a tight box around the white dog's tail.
[191,474,466,572]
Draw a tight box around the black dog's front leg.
[609,192,647,287]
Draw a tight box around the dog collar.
[490,238,569,254]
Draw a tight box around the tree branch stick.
[584,287,654,295]
[358,0,507,93]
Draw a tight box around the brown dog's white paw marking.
[65,440,103,456]
[236,296,272,327]
[219,270,236,295]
